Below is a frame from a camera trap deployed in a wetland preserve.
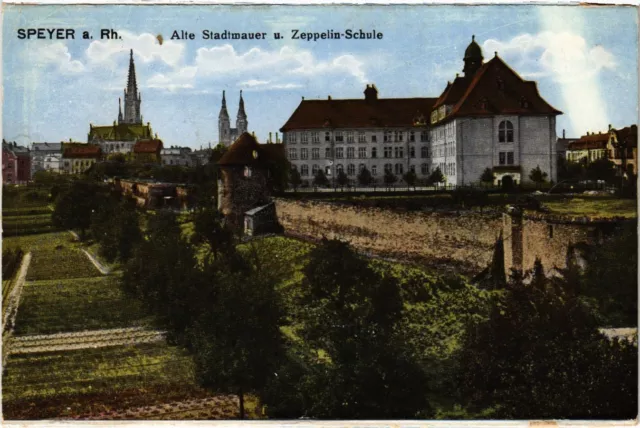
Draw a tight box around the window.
[421,146,428,158]
[325,132,331,142]
[301,164,309,176]
[371,135,377,143]
[311,132,320,143]
[371,147,377,158]
[346,132,354,143]
[336,164,344,173]
[325,148,332,159]
[301,148,309,160]
[384,163,393,173]
[358,132,366,143]
[372,165,377,175]
[410,165,416,173]
[499,152,506,165]
[312,164,319,175]
[358,147,367,158]
[384,131,392,142]
[395,163,404,175]
[507,152,514,165]
[325,166,332,175]
[335,147,344,159]
[301,132,309,144]
[288,133,297,144]
[409,131,415,142]
[335,131,344,142]
[409,146,416,158]
[347,164,356,176]
[421,163,428,175]
[347,147,355,159]
[420,131,428,142]
[244,166,252,178]
[499,120,514,143]
[394,131,404,142]
[394,147,404,158]
[384,147,392,158]
[358,163,365,173]
[312,148,320,159]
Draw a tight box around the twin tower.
[218,90,248,147]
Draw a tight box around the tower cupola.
[463,35,483,77]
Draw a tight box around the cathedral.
[218,90,248,146]
[88,49,156,155]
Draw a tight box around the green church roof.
[88,122,153,142]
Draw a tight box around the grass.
[2,342,196,402]
[542,196,637,218]
[14,276,154,335]
[27,245,100,281]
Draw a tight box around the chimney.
[269,132,272,143]
[562,129,565,139]
[364,84,378,102]
[608,124,612,131]
[328,95,332,100]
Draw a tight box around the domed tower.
[463,35,483,77]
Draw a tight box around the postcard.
[1,3,638,424]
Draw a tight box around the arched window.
[499,120,514,143]
[384,163,392,173]
[409,146,416,158]
[300,165,309,176]
[371,165,378,176]
[394,163,403,175]
[347,164,356,176]
[336,164,344,173]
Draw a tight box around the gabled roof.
[32,142,62,152]
[89,123,153,142]
[568,132,609,151]
[134,139,163,154]
[63,144,102,158]
[433,56,562,122]
[611,125,638,146]
[218,132,283,167]
[280,97,436,131]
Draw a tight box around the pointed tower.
[219,90,231,145]
[122,49,142,124]
[463,35,483,77]
[236,90,248,135]
[118,98,123,124]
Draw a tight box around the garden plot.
[27,246,100,281]
[2,213,56,237]
[2,342,196,403]
[10,327,166,354]
[14,276,153,335]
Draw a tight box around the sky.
[2,4,638,148]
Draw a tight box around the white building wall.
[519,115,556,184]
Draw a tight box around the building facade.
[280,36,561,187]
[3,141,31,184]
[218,90,248,147]
[606,124,638,176]
[133,139,163,163]
[161,147,193,166]
[566,132,609,164]
[31,142,62,177]
[62,143,102,174]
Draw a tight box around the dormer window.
[520,97,529,108]
[479,97,489,110]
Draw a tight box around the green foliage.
[428,167,445,186]
[458,262,638,419]
[528,165,548,188]
[403,169,418,188]
[267,155,291,194]
[313,169,330,187]
[586,158,617,183]
[336,170,349,187]
[480,168,494,185]
[357,167,373,187]
[91,196,142,263]
[52,180,108,239]
[383,168,397,187]
[192,207,234,260]
[289,167,302,191]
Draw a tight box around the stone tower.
[463,35,483,77]
[218,90,231,145]
[119,50,142,125]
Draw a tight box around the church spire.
[236,90,248,134]
[118,97,123,124]
[121,49,142,124]
[127,49,138,96]
[219,90,229,119]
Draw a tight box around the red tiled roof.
[218,132,284,166]
[134,139,163,154]
[568,132,608,151]
[434,56,562,121]
[280,97,436,131]
[63,144,101,158]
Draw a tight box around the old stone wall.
[274,198,502,274]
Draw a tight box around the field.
[14,276,153,335]
[542,196,637,218]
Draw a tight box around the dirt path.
[81,249,111,275]
[2,252,32,365]
[10,327,166,354]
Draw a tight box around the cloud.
[146,44,367,91]
[483,31,617,135]
[86,31,185,67]
[238,79,304,91]
[27,42,85,73]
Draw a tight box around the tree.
[383,169,397,188]
[529,165,548,188]
[480,168,494,187]
[336,170,349,188]
[91,196,142,263]
[403,169,418,190]
[267,156,291,194]
[289,167,302,191]
[428,167,445,189]
[457,261,638,419]
[357,167,373,187]
[52,179,107,239]
[313,169,330,187]
[586,158,616,184]
[190,266,285,419]
[193,207,234,260]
